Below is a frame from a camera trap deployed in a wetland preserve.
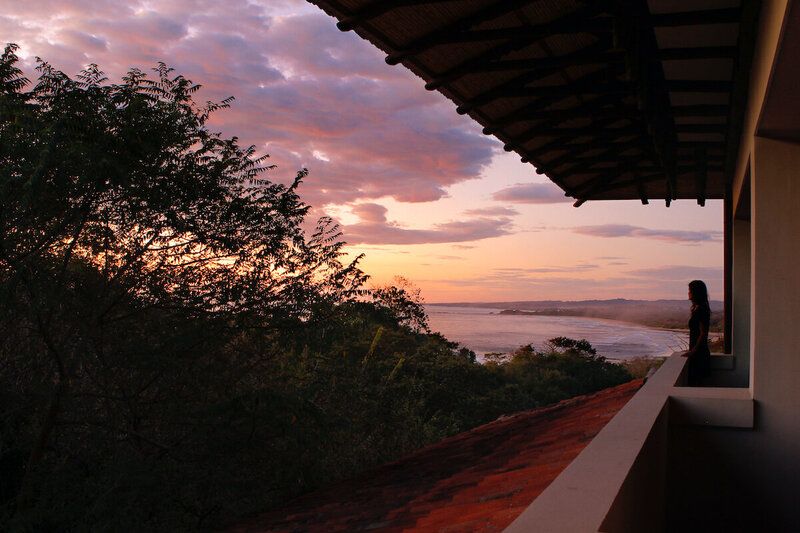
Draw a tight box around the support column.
[747,135,800,528]
[731,217,750,386]
[724,184,733,354]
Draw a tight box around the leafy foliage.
[0,46,633,532]
[371,275,430,332]
[0,44,366,530]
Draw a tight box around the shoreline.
[426,305,689,361]
[438,304,722,334]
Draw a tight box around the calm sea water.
[426,305,686,362]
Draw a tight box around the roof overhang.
[308,0,762,206]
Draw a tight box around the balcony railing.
[503,352,753,533]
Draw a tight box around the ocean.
[425,305,686,362]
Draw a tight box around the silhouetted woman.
[683,280,711,386]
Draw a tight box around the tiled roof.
[226,379,643,533]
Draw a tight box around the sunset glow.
[1,0,723,302]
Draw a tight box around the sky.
[2,0,724,303]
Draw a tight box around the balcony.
[504,352,753,532]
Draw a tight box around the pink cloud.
[463,206,519,216]
[626,265,723,281]
[338,204,513,245]
[573,225,721,243]
[3,0,497,209]
[492,182,570,204]
[350,203,388,224]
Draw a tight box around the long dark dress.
[687,304,711,386]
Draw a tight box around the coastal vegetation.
[1,47,635,531]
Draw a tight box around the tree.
[0,44,637,532]
[371,275,429,333]
[0,44,366,527]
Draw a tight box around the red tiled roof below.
[226,379,644,533]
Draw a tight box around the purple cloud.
[5,0,497,209]
[492,182,570,204]
[488,265,600,279]
[626,265,723,281]
[573,225,721,243]
[463,206,519,216]
[339,203,513,245]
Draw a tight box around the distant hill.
[428,299,724,332]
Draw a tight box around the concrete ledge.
[503,354,687,533]
[669,386,753,428]
[502,354,755,532]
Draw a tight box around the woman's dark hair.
[689,280,709,307]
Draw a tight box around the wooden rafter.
[483,101,635,134]
[613,0,678,206]
[506,119,637,152]
[657,46,738,61]
[466,50,622,75]
[449,43,615,113]
[666,80,733,92]
[544,142,651,176]
[649,7,741,27]
[396,19,609,57]
[309,0,753,205]
[384,0,606,64]
[424,5,612,91]
[336,0,459,31]
[479,70,620,131]
[634,166,649,205]
[675,124,728,134]
[695,145,708,206]
[672,104,730,117]
[511,115,635,154]
[457,80,634,111]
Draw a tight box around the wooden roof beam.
[486,106,638,132]
[447,43,615,112]
[678,164,724,172]
[385,0,608,65]
[458,80,634,114]
[483,97,632,134]
[425,8,613,90]
[723,0,761,188]
[480,70,619,132]
[440,48,624,77]
[613,2,679,205]
[542,142,652,176]
[675,124,728,134]
[657,46,738,61]
[569,167,625,200]
[666,80,733,92]
[634,167,649,205]
[672,104,730,117]
[506,122,638,150]
[649,7,741,27]
[525,138,633,155]
[677,141,726,150]
[509,115,635,154]
[399,19,609,52]
[575,172,668,205]
[336,0,459,32]
[695,145,708,206]
[557,152,660,178]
